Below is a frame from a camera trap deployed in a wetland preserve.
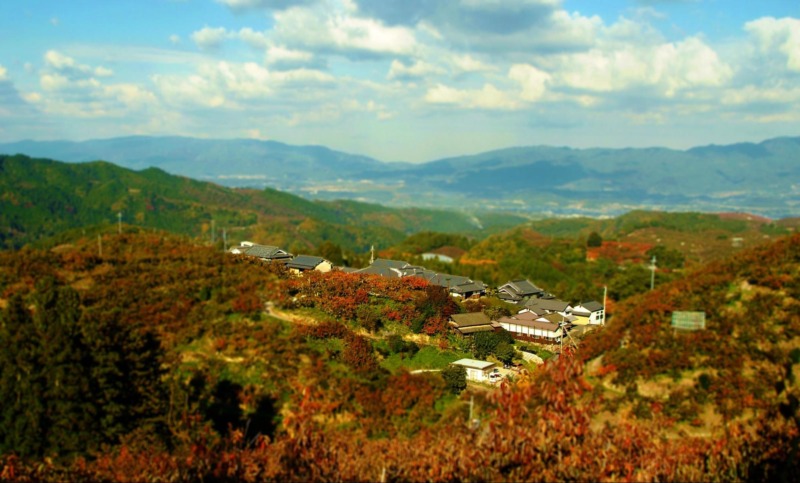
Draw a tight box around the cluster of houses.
[230,241,605,346]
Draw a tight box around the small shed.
[451,358,496,383]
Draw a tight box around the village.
[230,240,607,385]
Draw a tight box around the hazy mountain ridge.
[0,154,524,251]
[1,135,798,217]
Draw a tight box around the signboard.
[671,311,706,331]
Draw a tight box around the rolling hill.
[2,135,798,218]
[0,154,525,252]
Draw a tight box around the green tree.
[441,365,467,395]
[0,294,46,457]
[0,277,167,458]
[495,342,516,365]
[646,245,685,269]
[587,231,603,247]
[317,240,345,266]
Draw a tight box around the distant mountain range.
[2,135,798,218]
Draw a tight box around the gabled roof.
[370,258,418,270]
[499,279,544,297]
[574,301,603,313]
[451,358,495,371]
[498,316,562,333]
[525,298,571,313]
[540,313,567,324]
[450,312,492,327]
[426,273,473,288]
[451,282,487,295]
[515,311,542,321]
[357,265,404,278]
[237,244,293,260]
[286,255,329,270]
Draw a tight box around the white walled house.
[572,301,604,325]
[497,314,563,342]
[450,359,496,382]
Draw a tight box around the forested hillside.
[1,231,798,481]
[0,154,524,253]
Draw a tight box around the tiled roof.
[286,255,327,270]
[241,244,292,260]
[497,316,561,333]
[575,301,603,312]
[450,312,491,327]
[525,298,570,312]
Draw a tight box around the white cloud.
[425,83,518,110]
[509,63,550,101]
[271,67,335,84]
[169,34,181,44]
[216,0,317,11]
[387,59,443,80]
[152,61,338,110]
[237,28,270,49]
[554,36,731,96]
[273,8,418,57]
[0,65,7,81]
[266,45,313,66]
[43,50,114,80]
[452,54,493,73]
[153,71,226,108]
[722,84,800,107]
[745,17,800,71]
[191,26,228,50]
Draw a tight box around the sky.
[0,0,798,163]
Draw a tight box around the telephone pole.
[117,212,122,234]
[602,285,607,326]
[649,256,657,290]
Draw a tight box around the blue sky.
[0,0,798,162]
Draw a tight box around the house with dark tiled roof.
[286,255,333,274]
[449,312,496,335]
[522,297,572,317]
[230,241,293,262]
[356,258,422,278]
[571,301,605,325]
[355,259,486,298]
[497,279,544,303]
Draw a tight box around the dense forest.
[1,228,799,481]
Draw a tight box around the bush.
[441,365,467,395]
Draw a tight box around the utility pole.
[649,255,657,290]
[469,395,474,422]
[117,212,122,234]
[602,285,607,326]
[370,245,375,265]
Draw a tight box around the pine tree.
[0,294,46,456]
